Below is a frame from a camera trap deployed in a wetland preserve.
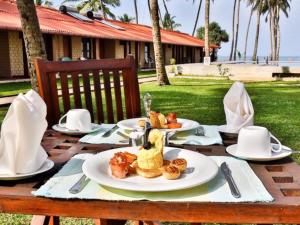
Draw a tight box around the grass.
[0,71,155,98]
[1,78,300,223]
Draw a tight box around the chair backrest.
[35,56,141,127]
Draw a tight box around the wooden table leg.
[31,215,60,225]
[94,219,127,225]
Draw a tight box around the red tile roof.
[0,0,218,48]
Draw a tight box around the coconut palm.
[266,0,291,61]
[162,0,172,30]
[118,13,135,23]
[162,13,181,30]
[233,0,241,60]
[243,0,254,61]
[204,0,210,58]
[252,0,264,61]
[192,0,203,36]
[229,0,237,60]
[43,0,53,7]
[16,0,47,90]
[133,0,138,24]
[63,0,120,19]
[149,0,170,85]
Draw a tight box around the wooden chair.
[35,55,141,127]
[33,56,141,225]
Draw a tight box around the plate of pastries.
[117,111,200,132]
[82,129,218,192]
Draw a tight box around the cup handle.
[58,113,68,128]
[270,133,282,153]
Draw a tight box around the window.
[82,38,92,59]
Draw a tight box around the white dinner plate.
[117,118,200,132]
[52,123,102,135]
[82,146,218,192]
[226,144,292,162]
[0,159,54,181]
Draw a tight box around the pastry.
[136,167,162,178]
[137,129,165,178]
[138,119,146,128]
[171,158,187,172]
[109,152,129,179]
[149,111,161,128]
[167,123,182,129]
[166,112,177,124]
[161,165,180,180]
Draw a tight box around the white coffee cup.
[236,126,282,157]
[59,109,92,131]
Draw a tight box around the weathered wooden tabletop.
[0,130,300,224]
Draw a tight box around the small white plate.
[218,125,239,135]
[52,123,102,135]
[226,144,292,161]
[82,146,218,192]
[117,118,200,132]
[0,159,54,181]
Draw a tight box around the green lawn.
[0,71,155,98]
[1,78,300,223]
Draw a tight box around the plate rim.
[52,123,101,134]
[117,117,200,132]
[226,144,292,161]
[0,159,54,180]
[82,146,219,192]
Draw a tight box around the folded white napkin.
[0,90,48,175]
[220,81,254,133]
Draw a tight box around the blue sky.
[56,0,300,57]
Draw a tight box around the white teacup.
[236,126,282,157]
[59,109,92,131]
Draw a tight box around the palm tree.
[133,0,138,24]
[43,0,53,7]
[229,0,237,60]
[162,13,181,30]
[233,0,241,60]
[149,0,170,85]
[243,0,254,61]
[65,0,120,19]
[192,0,203,36]
[204,0,210,58]
[118,13,135,23]
[252,0,263,61]
[266,0,291,61]
[162,0,172,30]
[16,0,47,90]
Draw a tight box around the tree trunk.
[149,0,170,85]
[233,0,240,61]
[192,0,202,36]
[243,7,253,61]
[134,0,138,24]
[268,13,273,60]
[204,0,210,57]
[252,3,261,62]
[99,0,106,19]
[162,0,173,30]
[276,23,280,61]
[229,0,237,61]
[16,0,47,91]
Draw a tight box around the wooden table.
[1,130,300,224]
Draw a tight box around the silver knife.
[220,162,241,198]
[102,125,118,137]
[69,175,90,194]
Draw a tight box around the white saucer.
[0,159,54,180]
[52,123,102,135]
[218,125,239,135]
[226,144,292,161]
